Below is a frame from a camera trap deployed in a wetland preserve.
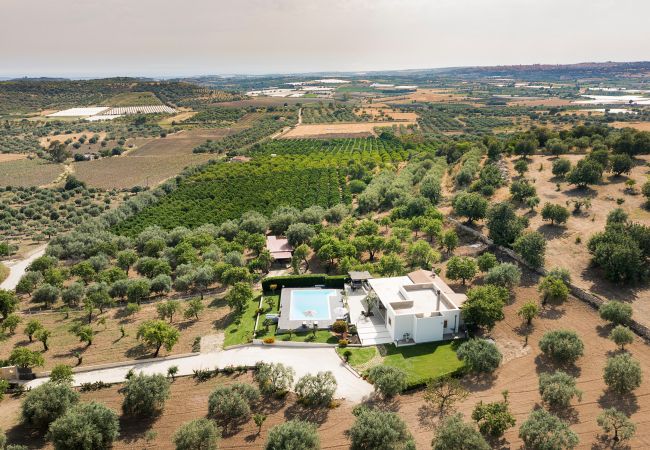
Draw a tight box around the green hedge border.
[262,274,347,291]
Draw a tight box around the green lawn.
[336,346,377,366]
[382,341,464,386]
[223,293,263,347]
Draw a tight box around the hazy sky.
[1,0,649,77]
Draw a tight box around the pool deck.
[278,287,346,331]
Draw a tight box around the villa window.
[388,318,392,327]
[443,320,448,329]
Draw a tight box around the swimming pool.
[289,289,336,321]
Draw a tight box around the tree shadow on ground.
[548,403,580,424]
[118,414,159,444]
[537,223,568,240]
[416,403,440,429]
[591,434,632,450]
[209,296,228,308]
[538,305,566,320]
[283,402,330,424]
[596,323,614,339]
[598,390,639,416]
[177,319,196,332]
[124,343,150,359]
[213,311,235,331]
[580,267,643,303]
[564,185,598,198]
[463,373,498,393]
[4,423,47,449]
[534,354,581,378]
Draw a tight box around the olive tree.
[349,408,415,450]
[484,263,521,289]
[599,301,633,325]
[539,330,584,365]
[456,339,502,374]
[539,276,569,304]
[264,420,320,450]
[21,381,79,430]
[603,353,642,394]
[173,418,220,450]
[121,373,171,417]
[366,365,407,398]
[538,371,582,408]
[432,413,489,450]
[294,371,337,407]
[609,325,634,350]
[48,401,120,450]
[254,362,295,396]
[208,383,260,428]
[518,408,579,450]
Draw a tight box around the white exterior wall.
[413,316,443,342]
[385,309,413,342]
[409,310,460,343]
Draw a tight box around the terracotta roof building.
[266,236,294,260]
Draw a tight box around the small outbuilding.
[266,235,294,261]
[348,270,373,290]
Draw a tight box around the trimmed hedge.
[262,274,347,291]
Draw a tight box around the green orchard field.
[113,137,411,235]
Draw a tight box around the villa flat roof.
[368,273,466,316]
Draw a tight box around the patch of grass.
[0,262,8,283]
[382,341,464,386]
[223,293,261,348]
[336,346,377,367]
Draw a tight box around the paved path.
[1,244,47,291]
[26,345,373,403]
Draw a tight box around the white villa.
[350,270,467,346]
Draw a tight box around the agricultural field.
[0,158,64,186]
[72,129,228,189]
[193,110,297,153]
[114,137,409,235]
[0,184,129,248]
[300,104,363,123]
[281,121,417,139]
[182,106,247,125]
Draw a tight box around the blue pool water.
[289,289,335,321]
